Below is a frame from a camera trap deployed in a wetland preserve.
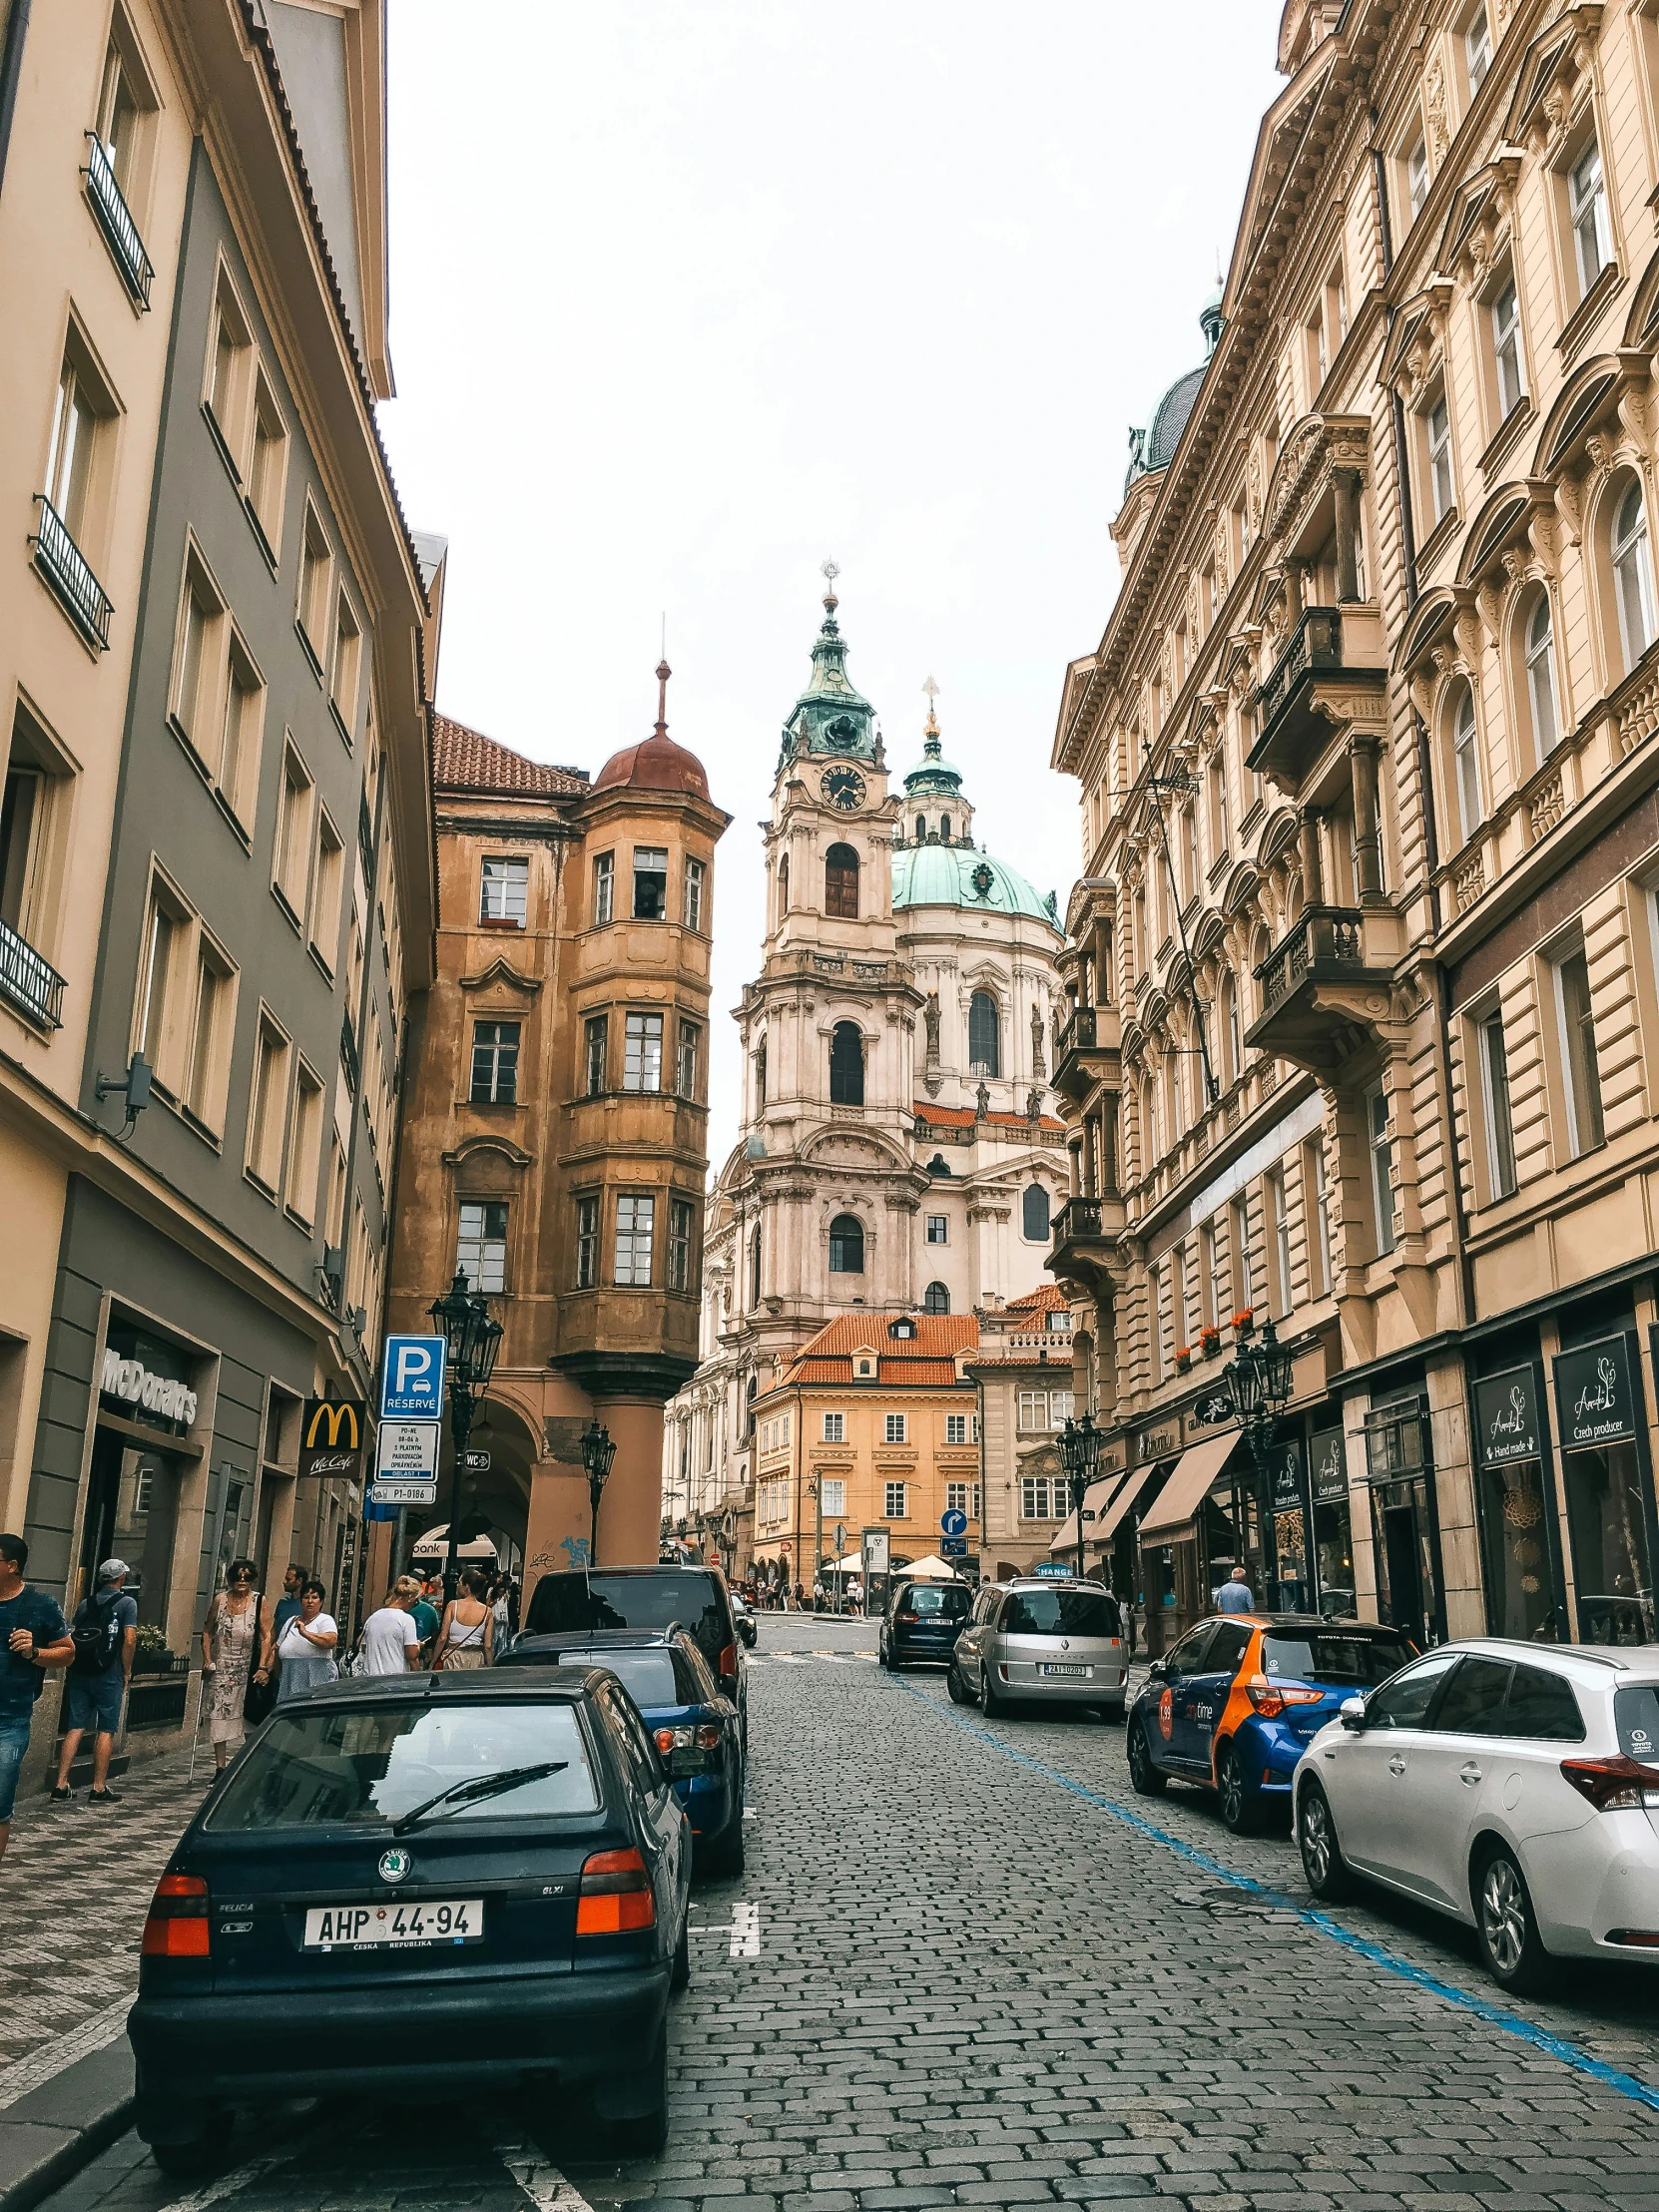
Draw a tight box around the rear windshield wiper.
[391,1760,568,1834]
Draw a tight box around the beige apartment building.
[1050,0,1659,1659]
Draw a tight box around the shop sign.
[1272,1441,1305,1516]
[1472,1366,1542,1469]
[1554,1335,1639,1450]
[1189,1385,1235,1430]
[1310,1427,1347,1503]
[1137,1422,1177,1458]
[100,1347,198,1430]
[299,1396,367,1481]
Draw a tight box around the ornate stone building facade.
[662,586,1068,1573]
[1051,0,1659,1658]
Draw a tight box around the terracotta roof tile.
[912,1101,1067,1133]
[793,1315,980,1359]
[432,714,588,799]
[1007,1284,1069,1313]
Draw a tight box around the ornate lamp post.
[427,1272,504,1599]
[1057,1409,1101,1583]
[1223,1315,1295,1596]
[581,1417,617,1565]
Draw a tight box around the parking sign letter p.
[395,1344,432,1397]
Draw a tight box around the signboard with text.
[1473,1366,1543,1469]
[1554,1335,1639,1451]
[380,1335,446,1423]
[299,1396,367,1482]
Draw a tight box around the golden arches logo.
[305,1401,360,1452]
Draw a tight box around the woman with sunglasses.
[200,1559,275,1773]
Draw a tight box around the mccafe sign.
[100,1347,197,1429]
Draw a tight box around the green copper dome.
[901,725,964,798]
[1124,287,1225,497]
[779,579,877,769]
[893,843,1061,929]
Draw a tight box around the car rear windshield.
[1001,1589,1121,1638]
[1615,1686,1659,1763]
[204,1700,600,1832]
[898,1585,969,1617]
[525,1571,730,1674]
[1262,1633,1414,1686]
[558,1650,686,1709]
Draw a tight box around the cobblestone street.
[23,1611,1659,2212]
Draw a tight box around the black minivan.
[517,1564,748,1751]
[878,1578,972,1669]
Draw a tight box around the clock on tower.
[821,766,866,813]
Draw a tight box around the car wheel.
[1126,1717,1166,1796]
[149,2134,221,2178]
[1474,1844,1554,1995]
[946,1662,971,1705]
[979,1663,1003,1719]
[704,1815,746,1880]
[1297,1780,1356,1903]
[1096,1701,1125,1725]
[1216,1741,1265,1835]
[670,1909,691,1991]
[596,2024,670,2154]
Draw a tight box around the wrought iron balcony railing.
[84,133,155,307]
[1057,1005,1101,1058]
[0,914,67,1030]
[1257,906,1366,1015]
[31,495,113,652]
[1051,1196,1107,1248]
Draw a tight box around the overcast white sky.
[379,3,1285,1163]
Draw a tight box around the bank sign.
[1472,1366,1542,1469]
[1553,1334,1638,1451]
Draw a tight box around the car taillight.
[1244,1676,1325,1720]
[1561,1755,1659,1811]
[654,1725,694,1754]
[577,1848,656,1934]
[719,1642,737,1679]
[897,1610,917,1622]
[142,1873,210,1956]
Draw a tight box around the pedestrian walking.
[430,1566,493,1670]
[0,1533,74,1866]
[52,1558,138,1803]
[201,1559,276,1770]
[274,1580,339,1702]
[357,1577,424,1675]
[1214,1565,1256,1614]
[489,1573,512,1653]
[408,1574,441,1662]
[272,1563,307,1642]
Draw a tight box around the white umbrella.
[893,1553,963,1580]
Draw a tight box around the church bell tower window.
[969,991,1000,1078]
[825,843,859,919]
[829,1021,864,1106]
[829,1214,864,1273]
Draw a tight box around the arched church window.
[825,842,859,918]
[940,814,951,841]
[830,1020,864,1105]
[923,1280,950,1315]
[778,854,790,914]
[968,990,1000,1077]
[914,817,925,842]
[1023,1185,1051,1242]
[749,1227,762,1308]
[755,1039,767,1109]
[829,1214,864,1273]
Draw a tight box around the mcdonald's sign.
[299,1396,368,1481]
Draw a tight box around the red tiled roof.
[1007,1284,1069,1313]
[780,1313,979,1391]
[913,1101,1066,1134]
[791,1358,964,1387]
[432,714,589,799]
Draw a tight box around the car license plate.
[1039,1663,1090,1678]
[302,1899,484,1949]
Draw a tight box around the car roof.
[280,1667,603,1705]
[534,1564,722,1581]
[513,1629,688,1653]
[1433,1636,1659,1682]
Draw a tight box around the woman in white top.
[357,1576,424,1676]
[275,1580,339,1703]
[430,1566,494,1671]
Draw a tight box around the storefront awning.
[1098,1462,1158,1542]
[1137,1430,1242,1545]
[1048,1474,1123,1554]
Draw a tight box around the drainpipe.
[338,754,389,1633]
[0,0,31,203]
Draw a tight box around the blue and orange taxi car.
[1126,1614,1418,1833]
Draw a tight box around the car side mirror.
[1148,1659,1168,1682]
[1339,1695,1367,1732]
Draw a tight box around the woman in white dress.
[200,1559,275,1772]
[275,1579,339,1703]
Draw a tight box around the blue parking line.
[898,1677,1659,2115]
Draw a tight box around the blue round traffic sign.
[939,1508,968,1538]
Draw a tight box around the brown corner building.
[384,680,728,1578]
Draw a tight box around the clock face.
[821,767,866,813]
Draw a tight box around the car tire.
[946,1662,971,1705]
[1474,1843,1554,1995]
[597,2025,670,2154]
[704,1816,746,1880]
[670,1910,691,1991]
[1217,1741,1265,1836]
[1297,1780,1356,1903]
[979,1664,1003,1719]
[1096,1701,1125,1725]
[1126,1717,1166,1796]
[149,2134,221,2178]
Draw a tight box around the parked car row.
[879,1574,1131,1722]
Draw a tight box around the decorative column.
[1299,807,1326,908]
[1333,468,1363,603]
[1350,735,1383,902]
[1100,1093,1120,1200]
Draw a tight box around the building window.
[44,348,108,554]
[945,1416,968,1447]
[823,1412,845,1442]
[329,594,361,739]
[615,1193,655,1285]
[829,1020,864,1106]
[829,1213,864,1274]
[883,1481,908,1518]
[480,855,528,926]
[632,845,668,920]
[1268,1167,1292,1317]
[1406,133,1429,220]
[1569,138,1611,297]
[470,1019,520,1104]
[584,1014,608,1097]
[1524,594,1559,757]
[1017,1389,1053,1431]
[1306,1139,1333,1299]
[456,1200,508,1293]
[247,371,286,551]
[684,856,706,931]
[968,990,1000,1077]
[170,551,224,758]
[668,1196,695,1292]
[825,842,859,918]
[750,1226,762,1307]
[1613,480,1657,672]
[246,1011,291,1193]
[820,1477,846,1517]
[925,1214,948,1244]
[624,1011,664,1092]
[1367,1085,1395,1257]
[1426,393,1454,524]
[1022,1184,1050,1241]
[1452,687,1482,845]
[1020,1476,1064,1520]
[284,1063,324,1224]
[593,852,614,925]
[923,1281,950,1315]
[1465,5,1491,91]
[884,1414,906,1445]
[1479,1008,1518,1199]
[1230,1195,1253,1312]
[271,746,313,919]
[676,1020,700,1101]
[296,502,333,667]
[183,933,235,1132]
[1554,945,1605,1156]
[1491,280,1524,418]
[575,1195,599,1289]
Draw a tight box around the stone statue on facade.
[1031,1003,1046,1079]
[975,1081,990,1122]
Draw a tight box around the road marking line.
[729,1901,761,1957]
[899,1676,1659,2115]
[0,1992,132,2109]
[490,2112,596,2212]
[153,2129,335,2212]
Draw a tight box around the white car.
[1293,1637,1659,1992]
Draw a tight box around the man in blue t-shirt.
[1214,1566,1257,1614]
[52,1558,139,1804]
[0,1532,74,1865]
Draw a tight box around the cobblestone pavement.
[30,1609,1659,2212]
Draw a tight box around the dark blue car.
[500,1628,746,1876]
[1126,1614,1418,1833]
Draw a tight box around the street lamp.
[581,1417,617,1565]
[427,1271,504,1599]
[1223,1314,1295,1597]
[1057,1409,1101,1583]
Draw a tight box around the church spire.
[778,562,877,770]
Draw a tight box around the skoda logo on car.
[377,1848,412,1886]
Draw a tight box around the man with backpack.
[51,1558,138,1804]
[0,1533,73,1864]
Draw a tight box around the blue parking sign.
[380,1335,446,1422]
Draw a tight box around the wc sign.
[380,1335,447,1423]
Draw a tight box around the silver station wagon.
[948,1577,1128,1721]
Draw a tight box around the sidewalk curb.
[0,2039,134,2212]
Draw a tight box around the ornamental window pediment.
[1260,411,1372,558]
[1531,353,1651,546]
[1380,289,1455,408]
[1396,586,1486,726]
[1504,4,1604,162]
[1435,153,1525,292]
[1455,482,1561,632]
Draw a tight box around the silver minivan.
[948,1577,1127,1720]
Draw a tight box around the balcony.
[1247,903,1401,1073]
[1053,1002,1120,1103]
[83,134,155,307]
[0,915,66,1030]
[1248,603,1385,784]
[1049,1193,1125,1290]
[31,497,113,652]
